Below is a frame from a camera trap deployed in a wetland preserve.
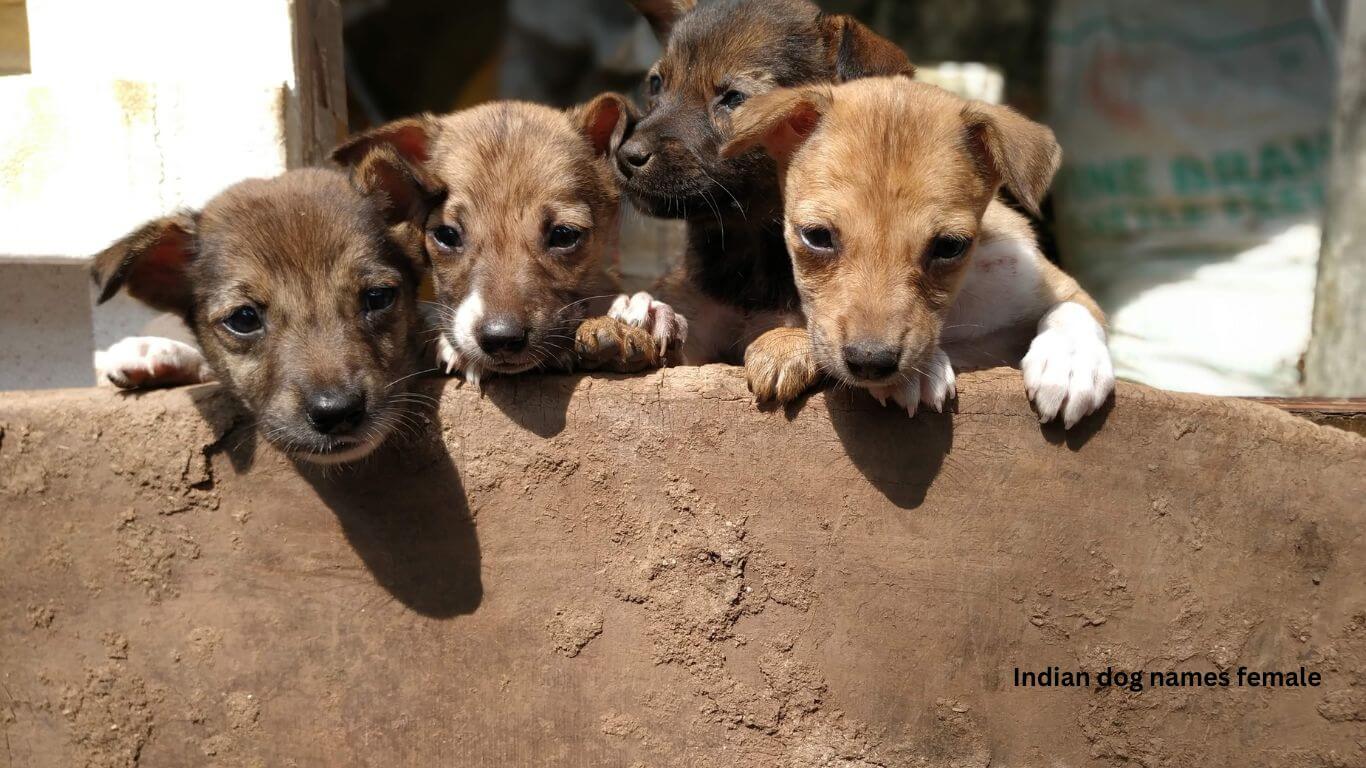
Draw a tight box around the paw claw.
[863,347,955,418]
[576,316,661,373]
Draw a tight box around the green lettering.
[1171,156,1210,195]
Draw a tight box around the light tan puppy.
[722,77,1115,428]
[333,96,688,384]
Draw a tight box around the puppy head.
[333,95,629,377]
[722,78,1060,388]
[91,164,438,464]
[619,0,913,219]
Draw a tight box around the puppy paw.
[745,328,819,404]
[609,292,689,359]
[576,316,659,373]
[435,335,484,387]
[866,347,957,416]
[97,337,213,390]
[1022,303,1116,429]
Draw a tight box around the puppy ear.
[721,87,831,164]
[568,92,636,157]
[331,114,441,168]
[961,101,1062,216]
[90,213,198,315]
[819,14,915,82]
[350,145,443,227]
[628,0,697,41]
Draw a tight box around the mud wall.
[1,368,1363,767]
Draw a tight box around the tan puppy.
[618,0,914,365]
[333,96,688,385]
[91,161,436,463]
[722,77,1115,427]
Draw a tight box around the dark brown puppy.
[332,95,687,384]
[619,0,913,363]
[91,159,436,464]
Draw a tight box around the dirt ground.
[1,367,1363,767]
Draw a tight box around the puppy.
[618,0,913,363]
[721,78,1116,427]
[91,159,437,463]
[331,95,688,385]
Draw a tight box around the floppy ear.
[819,14,915,82]
[568,92,636,157]
[350,145,443,227]
[90,214,198,316]
[331,114,441,168]
[721,87,831,164]
[961,101,1062,216]
[628,0,697,42]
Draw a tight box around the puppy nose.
[477,316,529,355]
[305,390,367,436]
[842,342,902,382]
[618,139,653,174]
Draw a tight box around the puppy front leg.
[948,204,1115,429]
[745,327,821,404]
[1022,287,1115,429]
[97,337,215,390]
[605,292,689,362]
[575,315,666,373]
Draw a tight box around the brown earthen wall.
[1,368,1363,767]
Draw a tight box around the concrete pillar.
[1307,0,1366,396]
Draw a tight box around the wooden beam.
[1249,397,1366,436]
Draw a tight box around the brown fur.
[722,77,1103,401]
[332,95,663,378]
[621,0,915,364]
[91,166,434,463]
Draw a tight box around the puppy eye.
[547,225,584,250]
[927,235,972,263]
[431,225,463,252]
[223,305,263,336]
[718,90,748,111]
[361,287,397,313]
[800,226,837,253]
[648,74,663,96]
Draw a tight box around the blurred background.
[0,0,1360,398]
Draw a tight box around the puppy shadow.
[183,384,258,473]
[481,372,584,438]
[757,386,822,422]
[825,387,955,510]
[1039,395,1115,451]
[297,382,482,619]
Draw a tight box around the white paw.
[1022,303,1115,429]
[96,337,213,390]
[608,292,689,357]
[435,334,484,387]
[867,347,957,417]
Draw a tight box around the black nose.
[843,342,902,382]
[618,139,653,174]
[477,316,529,355]
[305,390,367,436]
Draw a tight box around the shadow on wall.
[297,379,482,619]
[483,372,586,438]
[822,387,955,510]
[188,375,484,620]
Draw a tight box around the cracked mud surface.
[1,367,1363,766]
